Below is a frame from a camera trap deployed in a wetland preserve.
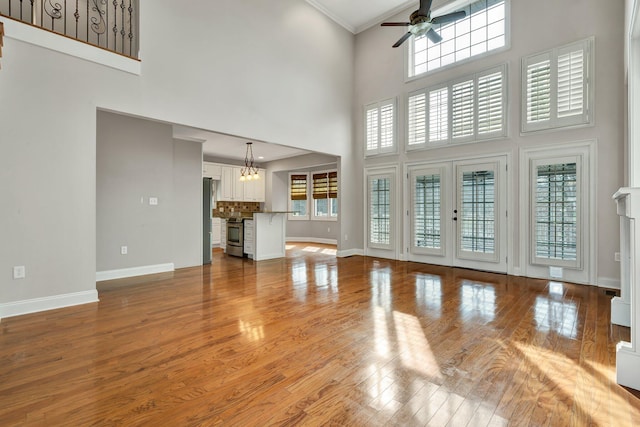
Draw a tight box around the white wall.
[96,111,202,273]
[355,0,625,285]
[0,0,354,317]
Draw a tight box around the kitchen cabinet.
[211,217,221,246]
[220,219,227,251]
[219,166,245,201]
[210,163,264,202]
[243,219,254,257]
[203,162,221,179]
[241,169,266,202]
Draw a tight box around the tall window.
[407,65,506,148]
[534,163,578,265]
[414,174,441,250]
[369,176,392,247]
[289,173,308,220]
[522,38,592,133]
[365,99,396,155]
[460,170,496,254]
[409,0,507,77]
[312,171,338,219]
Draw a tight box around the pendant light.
[240,142,260,181]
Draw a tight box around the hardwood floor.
[1,243,639,426]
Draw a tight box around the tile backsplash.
[216,201,261,213]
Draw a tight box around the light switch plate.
[13,266,26,279]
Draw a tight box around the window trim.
[519,141,596,285]
[521,37,594,134]
[364,98,397,157]
[288,172,309,221]
[365,166,398,254]
[406,0,510,81]
[311,170,338,221]
[406,63,508,151]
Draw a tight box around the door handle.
[453,217,457,221]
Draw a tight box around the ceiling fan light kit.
[381,0,466,48]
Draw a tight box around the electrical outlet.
[344,233,348,241]
[327,227,331,233]
[13,266,26,279]
[149,197,158,206]
[121,246,128,255]
[615,252,621,262]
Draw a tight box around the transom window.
[409,0,507,78]
[365,99,396,156]
[522,38,593,133]
[408,64,507,148]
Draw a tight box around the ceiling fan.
[381,0,467,48]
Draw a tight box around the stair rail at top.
[0,0,138,59]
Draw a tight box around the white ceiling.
[305,0,473,34]
[305,0,416,33]
[172,125,311,163]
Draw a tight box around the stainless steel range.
[226,218,244,257]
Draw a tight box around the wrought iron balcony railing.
[0,0,138,59]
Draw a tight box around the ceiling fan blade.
[418,0,433,16]
[393,32,413,48]
[381,22,411,26]
[426,28,442,44]
[431,10,467,25]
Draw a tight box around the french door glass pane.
[414,174,441,248]
[460,170,495,253]
[370,178,391,245]
[535,163,577,260]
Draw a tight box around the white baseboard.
[0,290,99,320]
[286,237,338,245]
[96,263,175,282]
[597,277,621,289]
[337,248,364,258]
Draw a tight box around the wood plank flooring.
[1,243,639,426]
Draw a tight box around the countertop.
[212,211,292,219]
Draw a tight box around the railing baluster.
[1,0,137,58]
[112,0,116,53]
[119,0,123,52]
[74,0,78,39]
[128,0,132,56]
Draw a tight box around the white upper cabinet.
[203,162,222,179]
[209,163,265,202]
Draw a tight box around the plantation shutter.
[313,173,329,199]
[451,80,475,139]
[380,103,394,149]
[526,56,551,125]
[408,92,427,146]
[328,171,338,198]
[557,47,585,119]
[477,71,503,136]
[290,174,307,200]
[429,87,449,142]
[365,99,395,154]
[365,107,379,151]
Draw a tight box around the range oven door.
[226,220,244,257]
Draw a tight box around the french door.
[407,156,507,273]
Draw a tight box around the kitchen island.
[244,212,287,261]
